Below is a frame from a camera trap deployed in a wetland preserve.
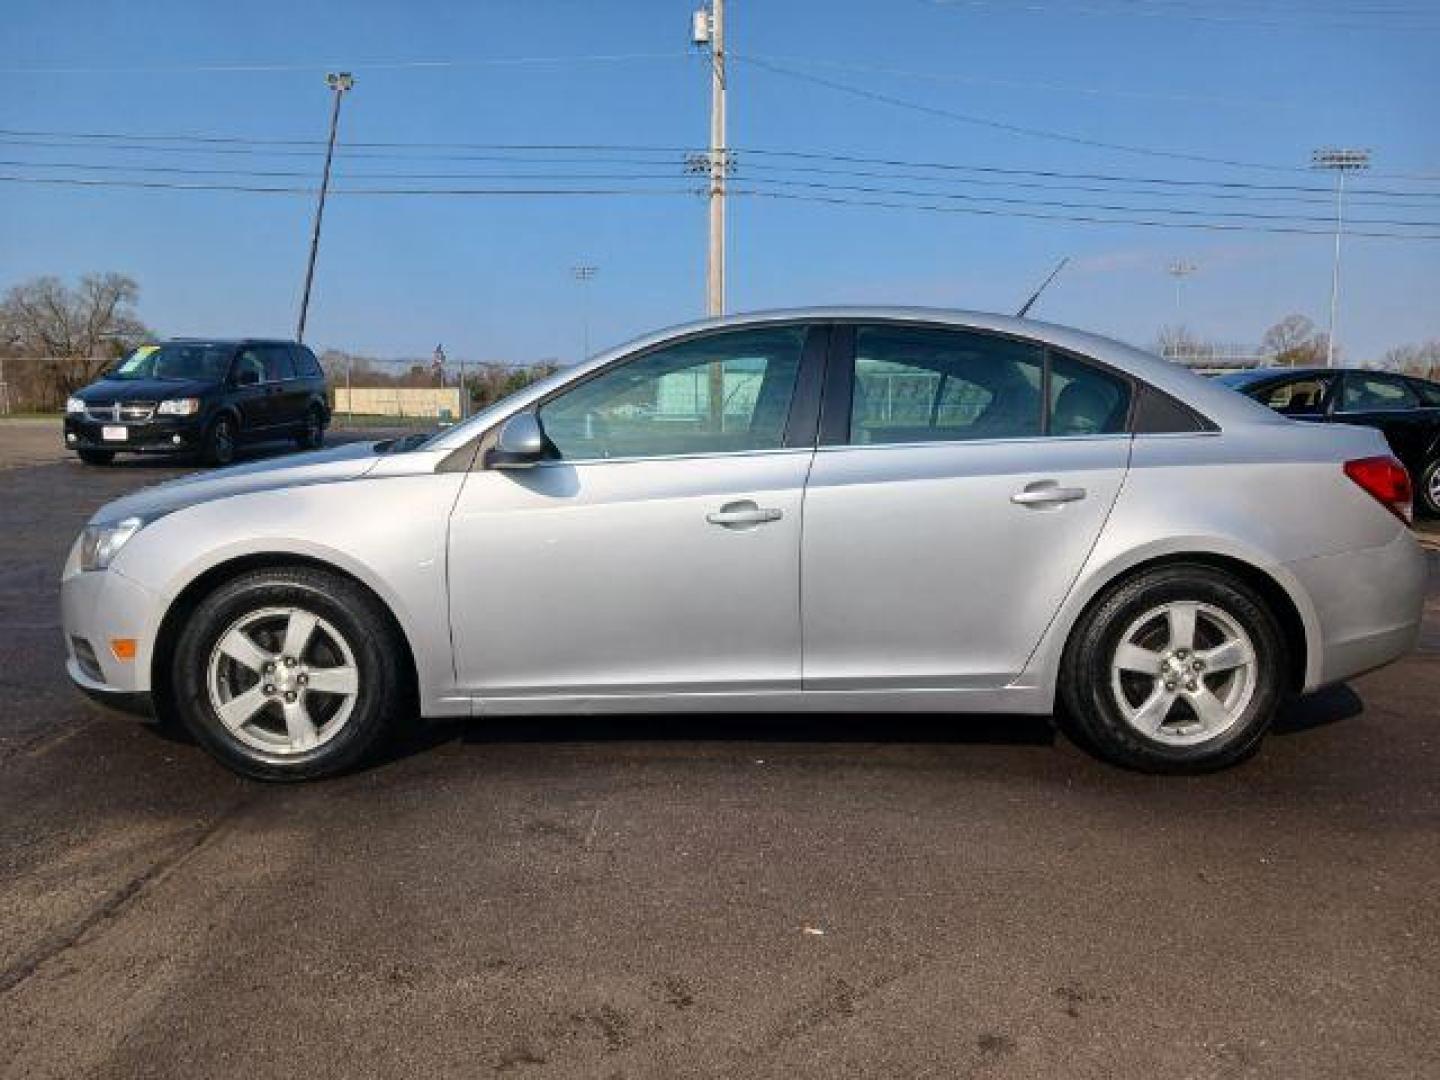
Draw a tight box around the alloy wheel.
[1108,601,1258,746]
[206,605,360,756]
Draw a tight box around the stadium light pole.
[572,264,598,361]
[296,72,354,344]
[1167,259,1197,322]
[1312,148,1370,368]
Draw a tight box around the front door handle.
[707,500,783,528]
[1011,481,1087,508]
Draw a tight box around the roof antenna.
[1015,257,1070,319]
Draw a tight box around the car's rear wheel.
[296,406,326,450]
[171,566,407,780]
[1059,565,1287,773]
[1418,458,1440,518]
[77,448,114,466]
[202,414,237,466]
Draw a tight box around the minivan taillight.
[1344,456,1413,524]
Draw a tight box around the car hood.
[76,376,216,403]
[89,440,385,526]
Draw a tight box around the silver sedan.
[62,308,1427,779]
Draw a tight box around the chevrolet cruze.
[62,309,1426,780]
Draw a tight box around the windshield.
[107,343,233,382]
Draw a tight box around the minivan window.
[848,326,1044,445]
[108,343,232,382]
[261,345,294,382]
[538,326,806,461]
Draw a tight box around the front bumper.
[1287,527,1428,689]
[61,546,165,697]
[63,413,206,454]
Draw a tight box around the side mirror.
[488,412,550,469]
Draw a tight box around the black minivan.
[64,339,331,466]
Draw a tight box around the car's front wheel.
[170,566,408,780]
[202,414,237,466]
[1059,565,1287,773]
[1418,458,1440,518]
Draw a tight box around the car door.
[801,323,1133,691]
[228,347,272,433]
[1332,371,1427,472]
[446,323,825,701]
[262,345,306,428]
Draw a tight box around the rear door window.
[1340,373,1419,413]
[262,345,295,382]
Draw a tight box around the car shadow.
[140,687,1364,773]
[1270,683,1363,736]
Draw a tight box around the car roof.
[163,337,303,347]
[428,306,1287,450]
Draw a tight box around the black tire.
[77,448,115,466]
[296,406,326,450]
[1418,459,1440,518]
[170,566,408,781]
[202,413,237,466]
[1058,564,1288,773]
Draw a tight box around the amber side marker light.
[110,638,137,662]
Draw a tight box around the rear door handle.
[1011,481,1087,507]
[707,500,783,528]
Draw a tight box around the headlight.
[79,517,145,572]
[156,397,201,416]
[66,397,86,414]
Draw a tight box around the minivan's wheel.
[1418,459,1440,518]
[1059,565,1287,773]
[202,414,237,466]
[171,567,407,780]
[296,406,326,450]
[77,448,114,466]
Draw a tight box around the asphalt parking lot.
[1,417,1438,1080]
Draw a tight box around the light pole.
[296,71,354,344]
[1167,259,1197,323]
[572,264,598,362]
[1312,148,1370,368]
[692,1,728,316]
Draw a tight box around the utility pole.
[572,264,598,361]
[1312,148,1370,368]
[1167,259,1197,322]
[693,2,727,317]
[296,71,354,343]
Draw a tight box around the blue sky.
[2,0,1437,364]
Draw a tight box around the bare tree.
[1260,314,1330,367]
[1153,324,1220,365]
[1381,340,1440,381]
[0,274,152,397]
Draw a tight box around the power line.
[6,171,1440,240]
[737,188,1440,241]
[5,128,1439,194]
[923,0,1440,31]
[0,52,691,76]
[733,55,1440,181]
